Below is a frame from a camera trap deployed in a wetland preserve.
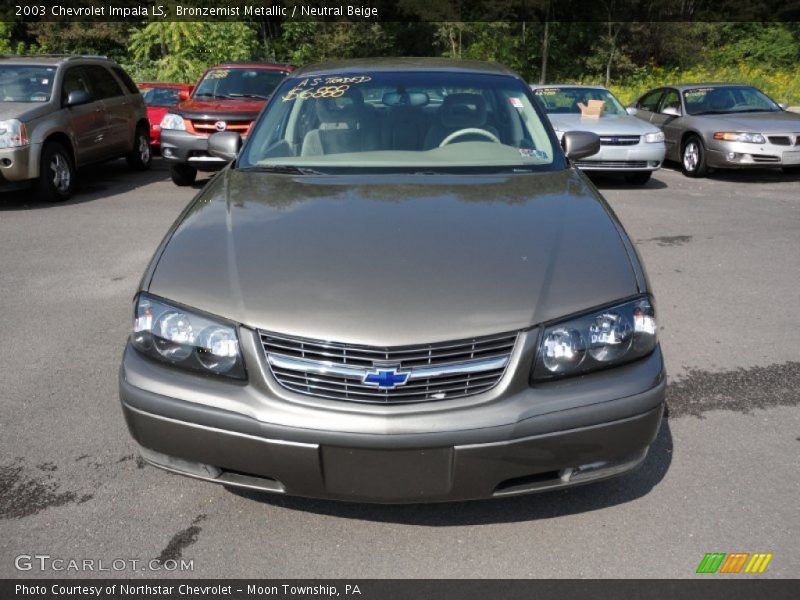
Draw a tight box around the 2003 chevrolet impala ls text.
[119,58,666,503]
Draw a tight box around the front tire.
[170,164,197,186]
[126,124,152,171]
[624,172,652,185]
[681,135,707,177]
[35,142,75,202]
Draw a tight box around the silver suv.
[0,55,151,202]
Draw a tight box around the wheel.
[35,142,75,202]
[624,172,652,185]
[681,135,707,177]
[170,164,197,186]
[782,166,800,175]
[126,124,152,171]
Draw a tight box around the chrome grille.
[575,160,648,168]
[261,331,518,404]
[599,135,640,146]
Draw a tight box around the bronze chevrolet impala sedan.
[119,59,666,503]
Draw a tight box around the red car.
[158,62,293,186]
[137,83,194,149]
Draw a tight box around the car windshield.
[140,86,184,107]
[239,71,558,173]
[192,68,288,100]
[683,86,781,115]
[531,86,627,116]
[0,65,56,102]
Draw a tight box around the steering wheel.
[439,128,501,147]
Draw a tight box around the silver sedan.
[531,84,666,185]
[630,83,800,177]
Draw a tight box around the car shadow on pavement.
[660,161,800,184]
[228,416,673,526]
[585,173,669,190]
[0,158,172,211]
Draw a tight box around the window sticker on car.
[534,88,559,96]
[519,148,549,160]
[684,87,714,97]
[509,97,524,109]
[282,75,372,102]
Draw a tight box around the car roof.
[529,83,609,90]
[659,83,752,91]
[207,62,293,71]
[0,54,114,67]
[291,57,518,78]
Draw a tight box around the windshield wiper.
[240,165,325,175]
[734,108,777,113]
[227,93,268,100]
[193,92,225,99]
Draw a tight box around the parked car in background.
[630,83,800,177]
[159,62,292,186]
[0,54,150,201]
[137,82,193,150]
[120,58,666,503]
[531,84,665,184]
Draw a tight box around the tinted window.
[637,89,663,112]
[140,86,183,107]
[84,65,124,99]
[61,66,93,103]
[659,89,681,113]
[112,67,140,95]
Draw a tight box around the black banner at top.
[3,0,800,22]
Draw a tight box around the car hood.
[147,169,640,346]
[173,98,265,120]
[689,111,800,132]
[547,113,658,135]
[0,102,54,122]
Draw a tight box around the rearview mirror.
[65,90,91,107]
[208,131,242,162]
[178,90,190,102]
[661,106,681,117]
[561,131,601,161]
[626,106,638,115]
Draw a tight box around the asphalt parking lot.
[1,159,798,578]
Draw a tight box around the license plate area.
[322,446,453,500]
[782,150,800,165]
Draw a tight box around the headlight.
[531,297,657,381]
[713,132,765,144]
[131,293,245,379]
[160,113,186,131]
[0,119,29,149]
[643,131,664,143]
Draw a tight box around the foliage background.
[2,20,799,104]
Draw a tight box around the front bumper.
[119,328,666,503]
[0,143,40,187]
[705,138,800,168]
[574,142,665,171]
[159,129,227,171]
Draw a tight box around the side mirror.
[561,130,601,161]
[178,90,190,102]
[208,131,242,162]
[661,106,681,117]
[65,90,91,107]
[778,103,788,110]
[626,106,638,115]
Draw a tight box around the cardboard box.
[577,99,605,118]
